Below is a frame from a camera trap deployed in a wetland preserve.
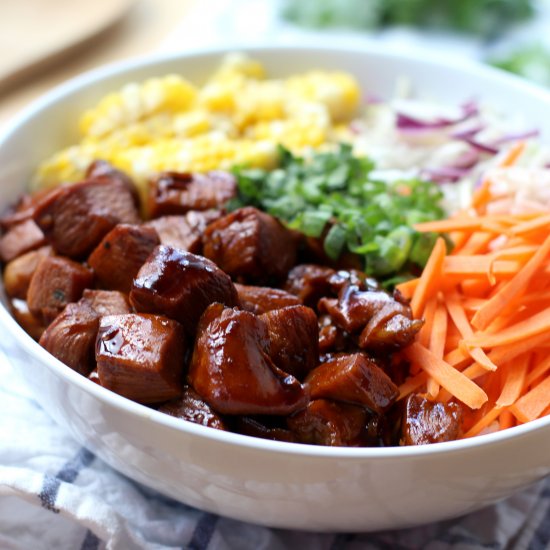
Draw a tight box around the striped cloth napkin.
[1,354,549,550]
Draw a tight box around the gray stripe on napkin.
[80,529,101,550]
[38,447,95,512]
[187,512,218,550]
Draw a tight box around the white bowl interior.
[1,45,550,531]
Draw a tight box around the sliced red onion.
[422,166,471,183]
[462,138,499,155]
[396,100,479,131]
[453,148,481,169]
[451,124,485,140]
[493,129,539,145]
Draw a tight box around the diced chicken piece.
[81,289,131,316]
[88,368,102,385]
[144,210,221,254]
[158,386,226,430]
[3,245,53,299]
[11,298,46,340]
[318,314,350,354]
[0,219,46,263]
[27,256,93,323]
[305,353,398,415]
[88,224,160,293]
[359,312,423,351]
[130,245,238,335]
[235,417,296,443]
[85,160,140,206]
[287,399,368,446]
[260,305,318,380]
[33,178,139,258]
[0,187,60,230]
[96,313,186,404]
[401,394,462,445]
[39,301,100,376]
[235,283,301,315]
[319,284,422,351]
[203,206,297,284]
[148,171,236,218]
[188,303,307,415]
[284,264,336,307]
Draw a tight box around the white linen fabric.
[1,357,549,550]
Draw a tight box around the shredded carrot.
[510,376,550,423]
[495,355,530,408]
[410,237,446,318]
[471,234,550,330]
[399,191,550,440]
[465,307,550,348]
[499,141,526,167]
[403,343,488,409]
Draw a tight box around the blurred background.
[1,0,550,125]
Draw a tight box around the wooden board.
[0,0,136,88]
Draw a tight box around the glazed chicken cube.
[260,305,319,380]
[39,300,100,376]
[81,289,131,316]
[130,245,238,335]
[159,385,226,430]
[305,353,398,415]
[401,394,462,445]
[27,256,93,323]
[188,303,307,415]
[3,245,53,299]
[284,264,336,307]
[148,171,237,217]
[96,313,186,404]
[0,219,46,263]
[33,178,139,258]
[11,298,46,341]
[235,283,301,315]
[202,206,297,284]
[88,224,160,293]
[287,399,368,446]
[144,210,221,254]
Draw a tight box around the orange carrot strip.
[499,141,526,167]
[525,355,550,388]
[510,376,550,423]
[403,343,488,409]
[499,409,515,430]
[445,293,498,372]
[471,233,550,330]
[456,231,494,255]
[461,278,493,298]
[509,214,550,237]
[418,296,438,348]
[410,237,447,318]
[465,306,550,348]
[397,371,427,400]
[496,355,530,408]
[429,299,448,359]
[463,406,502,438]
[488,331,550,365]
[395,278,418,299]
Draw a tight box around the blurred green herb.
[282,0,534,39]
[230,144,444,279]
[489,43,550,87]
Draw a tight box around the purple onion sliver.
[493,129,540,145]
[453,149,480,169]
[396,100,479,130]
[451,124,485,140]
[422,166,471,184]
[463,138,499,155]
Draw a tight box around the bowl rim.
[2,42,550,460]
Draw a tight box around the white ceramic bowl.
[1,45,550,532]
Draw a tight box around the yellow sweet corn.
[80,75,198,138]
[33,54,363,192]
